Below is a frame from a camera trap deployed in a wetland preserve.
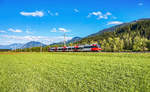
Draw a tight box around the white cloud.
[48,11,53,16]
[74,9,79,13]
[51,28,70,33]
[23,36,43,41]
[0,35,72,45]
[8,28,22,33]
[25,27,33,34]
[0,35,45,42]
[107,21,123,25]
[20,11,44,17]
[138,3,143,6]
[87,11,112,20]
[105,12,112,16]
[48,11,59,16]
[58,28,69,32]
[26,30,33,34]
[51,28,57,32]
[92,11,102,16]
[55,12,59,16]
[112,16,117,19]
[0,30,6,33]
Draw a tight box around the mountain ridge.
[0,43,24,49]
[79,18,150,43]
[87,18,150,38]
[21,41,46,49]
[50,36,82,45]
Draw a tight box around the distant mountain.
[9,43,24,49]
[67,37,82,43]
[0,41,47,49]
[0,45,10,49]
[0,43,23,49]
[21,41,46,48]
[0,37,82,49]
[50,37,82,45]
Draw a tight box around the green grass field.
[0,52,150,92]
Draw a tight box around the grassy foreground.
[0,52,150,92]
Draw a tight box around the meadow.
[0,52,150,92]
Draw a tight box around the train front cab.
[91,44,102,52]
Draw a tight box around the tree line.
[78,20,150,52]
[14,20,150,52]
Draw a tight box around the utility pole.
[64,32,66,47]
[15,45,16,52]
[30,44,32,52]
[40,40,42,52]
[30,37,33,52]
[59,28,67,47]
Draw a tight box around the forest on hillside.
[78,20,150,52]
[14,19,150,52]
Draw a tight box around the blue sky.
[0,0,150,45]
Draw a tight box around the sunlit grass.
[0,52,150,92]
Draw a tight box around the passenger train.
[48,44,102,52]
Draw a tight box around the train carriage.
[48,44,102,52]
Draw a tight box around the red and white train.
[48,44,102,52]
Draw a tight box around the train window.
[51,48,55,50]
[92,45,101,48]
[58,48,63,50]
[67,47,73,50]
[84,46,92,48]
[78,47,83,49]
[67,48,71,50]
[98,45,101,48]
[92,46,97,48]
[63,48,67,50]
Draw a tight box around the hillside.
[14,19,150,52]
[87,23,129,37]
[50,37,82,46]
[78,19,150,51]
[80,19,150,42]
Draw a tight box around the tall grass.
[0,52,150,92]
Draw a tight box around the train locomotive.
[48,44,102,52]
